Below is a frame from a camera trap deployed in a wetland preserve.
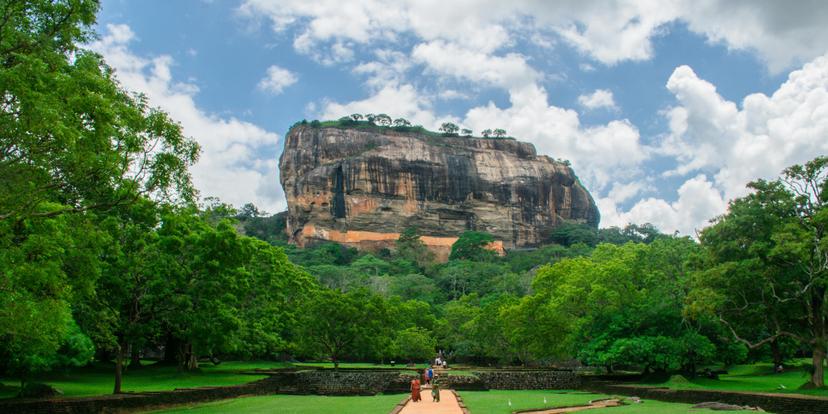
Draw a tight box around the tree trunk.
[179,342,199,370]
[771,339,783,371]
[113,343,125,394]
[130,345,142,369]
[813,346,825,387]
[162,333,180,365]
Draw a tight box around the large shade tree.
[0,0,199,390]
[693,156,828,387]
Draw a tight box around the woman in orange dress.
[410,375,422,402]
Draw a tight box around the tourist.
[410,375,422,402]
[427,367,433,385]
[431,376,441,402]
[442,359,447,369]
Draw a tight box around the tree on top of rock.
[439,122,459,136]
[373,114,392,126]
[393,118,411,127]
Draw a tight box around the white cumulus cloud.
[89,24,286,213]
[240,0,828,71]
[578,89,618,110]
[258,65,298,95]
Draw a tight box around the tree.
[439,122,459,136]
[547,222,598,246]
[392,327,436,363]
[0,2,199,223]
[298,289,389,368]
[493,128,507,138]
[235,238,317,359]
[373,113,392,126]
[461,128,473,136]
[390,274,444,304]
[692,156,828,386]
[350,113,363,121]
[393,118,411,127]
[350,254,392,277]
[435,260,511,300]
[598,223,663,245]
[481,129,493,138]
[449,231,496,261]
[518,240,730,372]
[153,210,247,370]
[0,209,103,388]
[395,227,434,270]
[237,203,262,219]
[438,295,482,360]
[79,199,164,393]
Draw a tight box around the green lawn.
[0,361,287,399]
[458,390,749,414]
[147,393,406,414]
[639,362,828,397]
[293,362,412,369]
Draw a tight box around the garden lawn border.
[388,395,411,414]
[450,390,471,414]
[584,382,828,414]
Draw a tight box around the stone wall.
[474,370,581,390]
[585,382,828,414]
[442,374,487,391]
[294,369,414,395]
[0,375,292,414]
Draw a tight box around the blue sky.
[92,0,828,235]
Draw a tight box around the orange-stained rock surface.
[279,124,599,260]
[298,224,504,262]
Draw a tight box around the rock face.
[279,124,599,260]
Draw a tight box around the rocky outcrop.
[279,124,599,259]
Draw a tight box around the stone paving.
[398,389,464,414]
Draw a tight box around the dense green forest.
[2,0,827,397]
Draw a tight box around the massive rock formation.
[279,124,599,260]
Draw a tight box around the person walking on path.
[410,375,422,402]
[427,367,433,385]
[431,377,441,402]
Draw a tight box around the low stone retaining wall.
[0,375,290,414]
[442,374,487,391]
[585,382,828,414]
[0,370,423,413]
[474,370,581,390]
[295,369,413,395]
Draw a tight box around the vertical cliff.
[279,124,599,259]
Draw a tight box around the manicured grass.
[640,361,828,397]
[587,400,748,413]
[459,390,608,413]
[293,362,410,369]
[0,361,286,399]
[148,393,406,414]
[458,390,748,414]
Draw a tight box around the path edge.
[389,395,412,414]
[451,390,471,414]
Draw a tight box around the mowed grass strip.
[0,361,287,399]
[457,390,749,414]
[640,361,828,397]
[147,393,406,414]
[458,390,606,413]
